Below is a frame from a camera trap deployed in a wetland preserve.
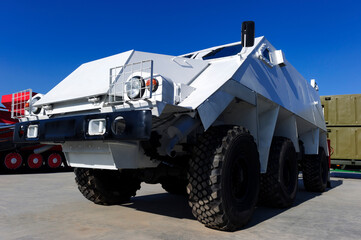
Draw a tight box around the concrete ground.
[0,171,360,240]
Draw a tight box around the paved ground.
[0,171,360,240]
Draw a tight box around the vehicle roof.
[179,36,264,59]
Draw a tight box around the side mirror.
[241,21,255,47]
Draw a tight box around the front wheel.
[187,126,260,231]
[75,168,141,205]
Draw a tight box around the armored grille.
[108,60,154,104]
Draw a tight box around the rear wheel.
[187,126,260,231]
[302,148,329,192]
[74,168,141,205]
[259,137,298,208]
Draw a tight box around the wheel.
[74,168,141,205]
[161,176,188,195]
[302,147,329,192]
[27,153,43,169]
[47,153,62,168]
[4,152,23,170]
[187,126,260,231]
[259,137,298,208]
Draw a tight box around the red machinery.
[0,92,67,172]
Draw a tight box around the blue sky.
[1,0,361,106]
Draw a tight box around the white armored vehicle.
[13,22,329,231]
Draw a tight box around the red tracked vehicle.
[0,91,66,172]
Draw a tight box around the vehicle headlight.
[146,78,159,92]
[31,97,41,114]
[125,76,145,99]
[88,119,106,136]
[25,96,42,115]
[27,125,39,138]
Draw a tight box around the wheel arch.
[207,98,328,173]
[197,84,327,173]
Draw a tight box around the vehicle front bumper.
[13,110,152,143]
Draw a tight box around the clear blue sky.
[1,0,361,106]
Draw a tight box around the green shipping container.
[327,126,361,159]
[321,94,361,167]
[321,94,361,126]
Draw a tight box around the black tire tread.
[75,168,141,205]
[302,148,328,192]
[259,137,298,208]
[187,126,259,231]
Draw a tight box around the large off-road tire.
[259,137,298,208]
[161,176,188,195]
[187,126,260,231]
[74,168,141,205]
[302,148,329,192]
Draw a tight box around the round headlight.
[31,97,41,114]
[25,96,41,115]
[125,76,145,99]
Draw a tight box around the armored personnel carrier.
[13,22,329,231]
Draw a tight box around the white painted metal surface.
[36,50,134,105]
[62,141,158,169]
[20,34,328,171]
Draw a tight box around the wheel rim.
[4,152,22,170]
[282,151,297,195]
[283,161,291,191]
[47,153,62,168]
[28,153,43,169]
[231,156,249,202]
